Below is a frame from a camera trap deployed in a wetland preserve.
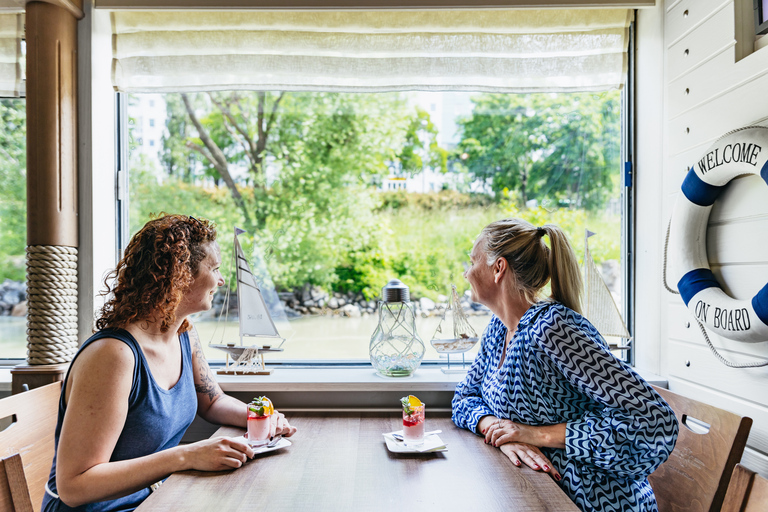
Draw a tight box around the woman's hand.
[270,409,298,438]
[499,443,562,481]
[184,436,255,471]
[482,418,566,450]
[484,418,538,446]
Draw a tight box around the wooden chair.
[720,464,768,512]
[0,382,62,512]
[648,386,752,512]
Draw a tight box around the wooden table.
[137,412,579,512]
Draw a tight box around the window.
[125,89,626,364]
[0,98,27,359]
[149,118,155,127]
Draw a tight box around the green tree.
[395,107,447,177]
[457,92,620,210]
[157,91,433,292]
[0,99,27,282]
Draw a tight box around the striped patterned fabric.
[452,302,678,512]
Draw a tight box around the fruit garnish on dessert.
[400,395,422,416]
[248,396,274,417]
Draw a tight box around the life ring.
[669,126,768,343]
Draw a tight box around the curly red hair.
[96,213,217,334]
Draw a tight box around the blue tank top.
[42,328,198,512]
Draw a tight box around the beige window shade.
[0,12,23,97]
[112,9,633,93]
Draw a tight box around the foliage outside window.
[0,98,28,359]
[126,90,623,363]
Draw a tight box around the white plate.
[235,435,292,455]
[382,431,447,453]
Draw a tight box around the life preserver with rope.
[665,126,768,367]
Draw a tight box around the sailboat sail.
[430,284,479,353]
[584,232,631,339]
[234,232,280,339]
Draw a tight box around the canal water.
[0,313,490,363]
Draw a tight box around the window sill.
[0,366,667,396]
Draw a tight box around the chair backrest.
[721,464,768,512]
[648,386,752,512]
[0,382,62,512]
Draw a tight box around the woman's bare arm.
[55,338,252,507]
[188,326,296,437]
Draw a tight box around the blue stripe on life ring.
[681,168,722,206]
[762,159,768,186]
[752,283,768,326]
[678,268,721,306]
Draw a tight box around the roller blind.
[0,12,23,97]
[111,9,633,93]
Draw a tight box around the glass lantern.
[369,279,425,377]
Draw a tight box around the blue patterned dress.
[452,301,678,512]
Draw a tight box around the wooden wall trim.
[25,1,79,247]
[96,0,654,9]
[20,0,83,19]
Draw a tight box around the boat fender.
[669,126,768,343]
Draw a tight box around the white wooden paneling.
[668,47,768,120]
[635,5,666,375]
[709,174,768,223]
[707,218,768,264]
[667,4,734,81]
[667,80,768,152]
[741,448,768,480]
[661,0,768,478]
[669,378,768,476]
[667,47,735,119]
[667,340,768,405]
[713,264,768,299]
[665,0,731,46]
[663,142,708,193]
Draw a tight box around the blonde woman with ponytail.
[452,218,677,512]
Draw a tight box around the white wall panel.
[667,4,733,81]
[667,80,768,152]
[665,0,731,45]
[660,0,768,478]
[710,174,768,223]
[707,218,768,264]
[667,47,734,119]
[668,341,768,405]
[663,142,708,192]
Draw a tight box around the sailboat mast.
[235,228,244,347]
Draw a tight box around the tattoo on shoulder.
[189,327,222,402]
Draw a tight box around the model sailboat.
[430,284,480,373]
[209,227,284,375]
[583,230,631,351]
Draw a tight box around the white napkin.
[383,430,447,453]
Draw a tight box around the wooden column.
[13,0,83,393]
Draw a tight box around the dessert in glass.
[247,396,274,447]
[401,395,425,446]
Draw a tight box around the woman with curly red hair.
[42,214,297,512]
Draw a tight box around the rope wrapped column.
[12,1,82,393]
[26,245,79,364]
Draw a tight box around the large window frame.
[113,25,637,369]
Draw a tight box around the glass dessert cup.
[402,403,426,446]
[247,410,272,447]
[247,396,274,447]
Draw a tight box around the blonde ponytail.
[541,225,583,314]
[481,219,582,314]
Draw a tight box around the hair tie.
[536,227,546,237]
